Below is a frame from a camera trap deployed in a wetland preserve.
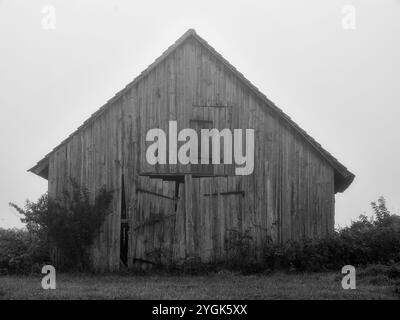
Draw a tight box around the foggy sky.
[1,0,399,229]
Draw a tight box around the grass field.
[0,270,398,300]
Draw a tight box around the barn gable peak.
[29,29,354,192]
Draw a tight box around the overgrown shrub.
[157,197,400,275]
[8,182,113,272]
[225,229,263,273]
[263,197,400,272]
[0,228,49,274]
[5,189,400,275]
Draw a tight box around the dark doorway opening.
[120,174,129,266]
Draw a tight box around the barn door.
[120,174,129,266]
[190,103,234,176]
[186,176,245,263]
[131,176,180,266]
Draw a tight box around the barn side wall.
[47,37,335,271]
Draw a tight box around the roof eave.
[335,172,355,194]
[28,29,355,192]
[28,157,49,180]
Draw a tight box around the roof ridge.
[32,29,198,162]
[190,31,354,190]
[29,28,354,192]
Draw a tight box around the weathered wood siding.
[47,37,335,271]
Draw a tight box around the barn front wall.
[47,36,335,271]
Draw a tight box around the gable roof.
[29,29,355,193]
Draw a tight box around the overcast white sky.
[0,0,399,229]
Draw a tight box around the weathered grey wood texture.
[31,30,353,271]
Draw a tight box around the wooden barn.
[29,29,354,271]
